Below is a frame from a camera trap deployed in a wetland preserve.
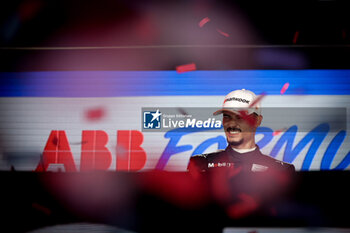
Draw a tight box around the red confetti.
[216,28,229,37]
[270,207,277,216]
[198,17,210,28]
[227,193,259,219]
[272,128,286,136]
[235,92,266,127]
[238,110,256,127]
[249,92,266,108]
[293,31,299,44]
[85,107,106,121]
[176,63,196,73]
[228,166,242,178]
[141,171,208,208]
[280,82,289,95]
[19,0,43,21]
[32,202,51,215]
[177,108,189,115]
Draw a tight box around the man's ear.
[255,115,263,127]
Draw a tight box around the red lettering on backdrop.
[116,130,147,171]
[80,130,112,171]
[35,130,77,172]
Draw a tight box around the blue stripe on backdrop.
[0,70,350,97]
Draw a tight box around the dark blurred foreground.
[0,170,349,233]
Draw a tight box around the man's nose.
[224,120,239,128]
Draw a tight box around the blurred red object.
[216,28,229,37]
[176,63,197,73]
[280,82,290,95]
[273,128,286,136]
[32,202,51,216]
[198,17,210,28]
[293,31,299,44]
[19,0,43,21]
[227,193,259,219]
[85,107,106,121]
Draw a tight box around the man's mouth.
[226,127,242,135]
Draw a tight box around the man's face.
[222,111,262,148]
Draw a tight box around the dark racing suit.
[187,145,295,221]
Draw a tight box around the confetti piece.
[272,131,282,136]
[270,207,277,216]
[238,110,256,127]
[273,128,287,136]
[177,108,189,115]
[176,63,196,73]
[228,166,242,178]
[249,92,266,108]
[19,0,43,21]
[272,130,282,136]
[32,202,51,215]
[234,92,266,127]
[198,17,210,28]
[227,193,259,219]
[293,31,299,44]
[85,107,106,121]
[280,82,289,95]
[216,28,229,37]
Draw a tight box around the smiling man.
[188,89,295,173]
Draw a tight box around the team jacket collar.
[225,145,263,158]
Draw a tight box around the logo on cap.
[224,97,250,104]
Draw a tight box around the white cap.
[213,89,262,116]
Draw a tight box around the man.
[188,89,295,173]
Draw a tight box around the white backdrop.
[0,95,349,171]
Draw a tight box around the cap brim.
[213,108,241,116]
[213,108,260,116]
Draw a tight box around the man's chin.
[228,138,244,147]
